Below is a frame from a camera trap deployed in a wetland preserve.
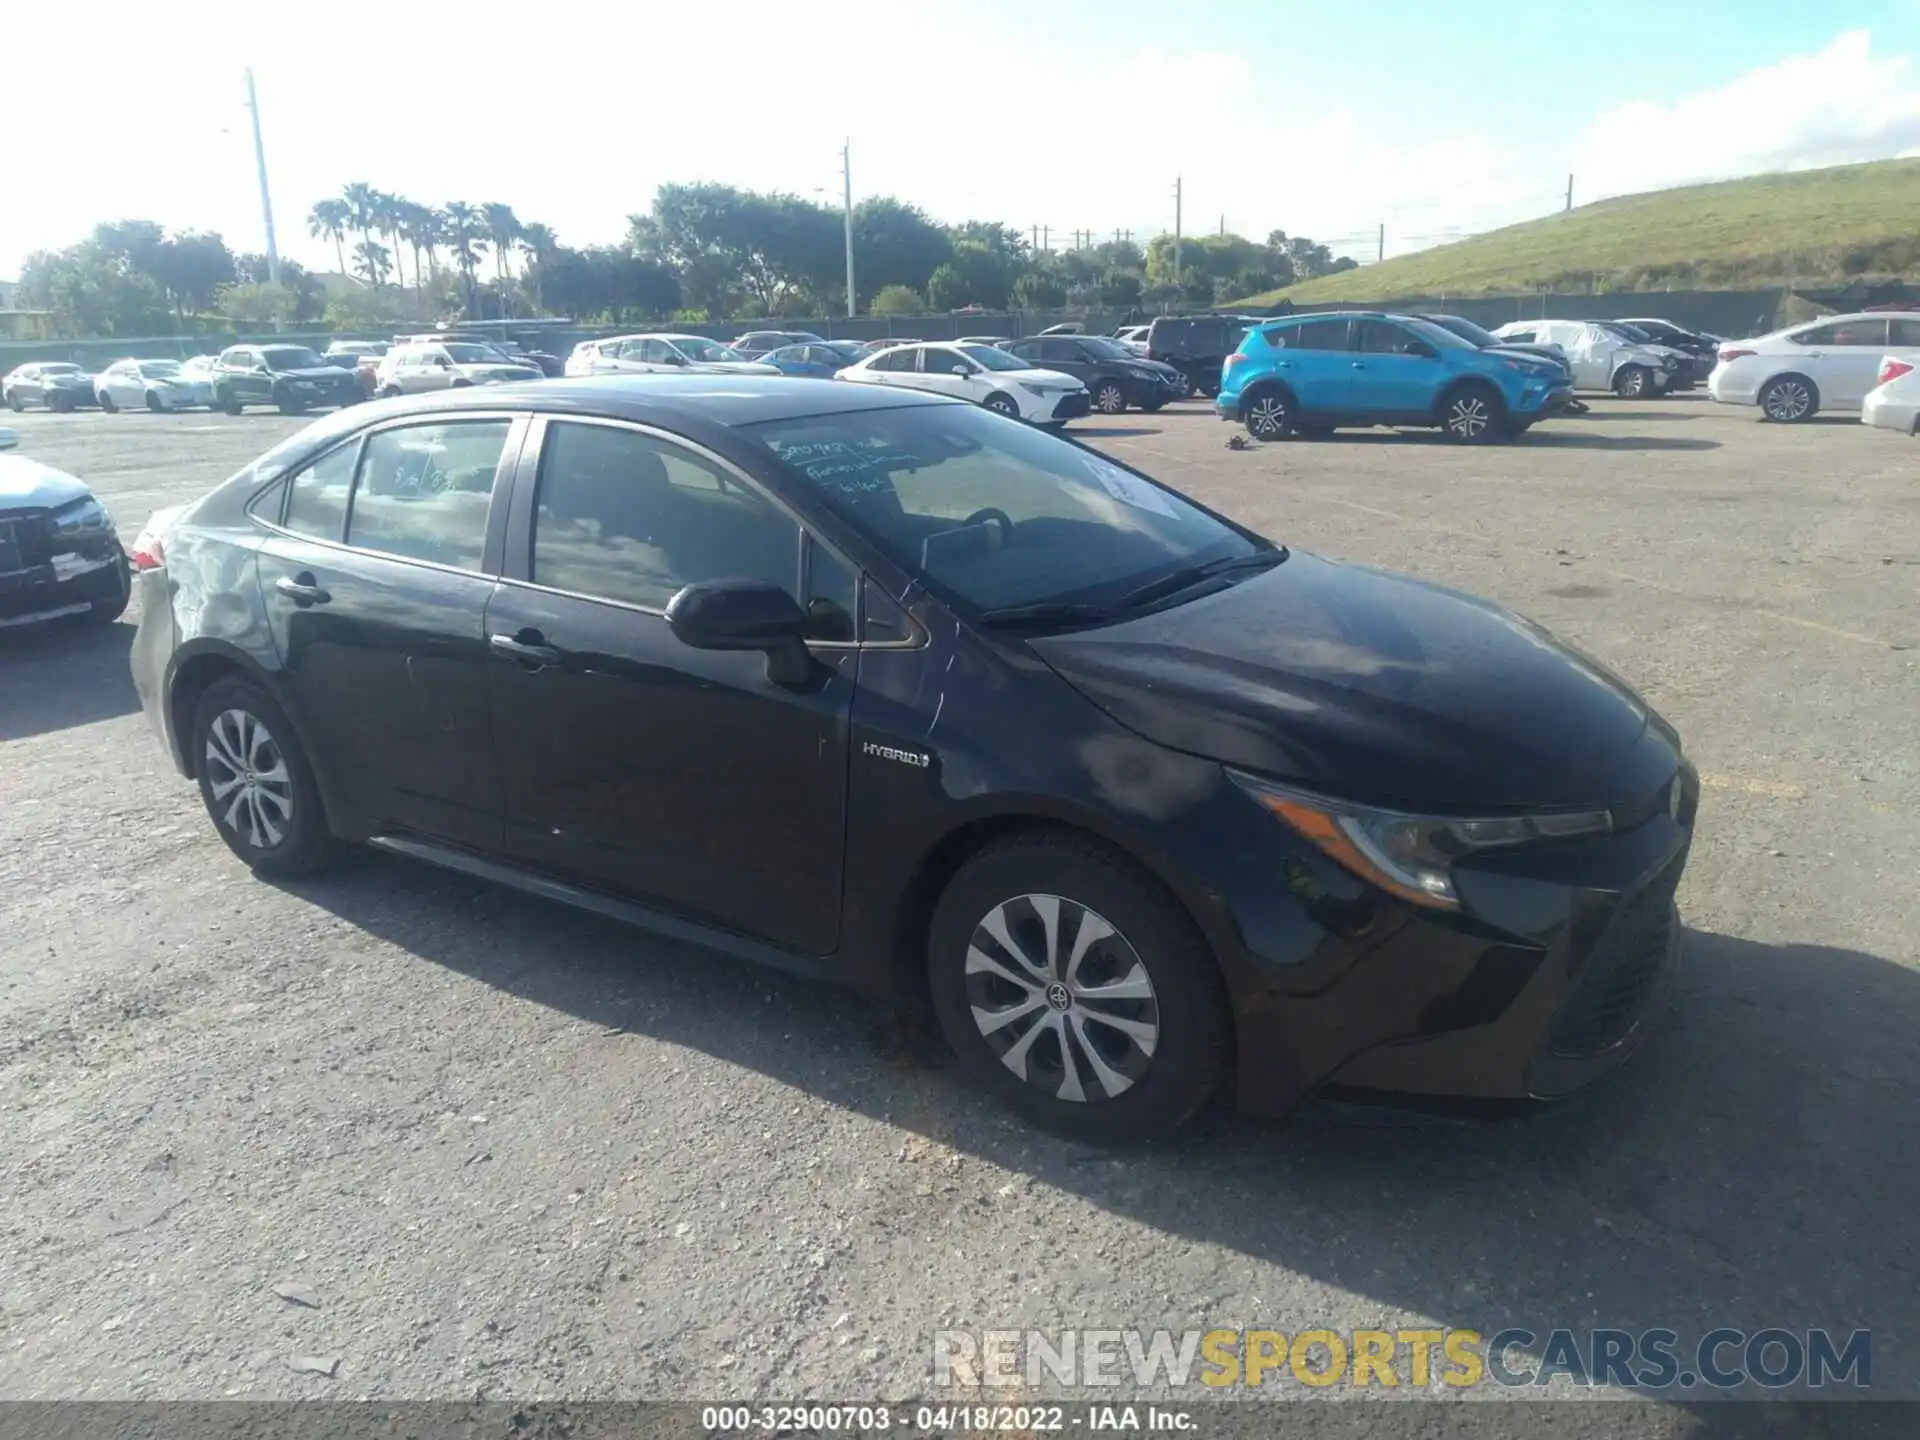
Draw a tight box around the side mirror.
[950,365,970,376]
[665,579,814,686]
[0,428,19,452]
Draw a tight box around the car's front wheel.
[1759,374,1818,423]
[98,391,119,413]
[146,391,167,413]
[927,832,1231,1143]
[217,389,243,415]
[984,392,1020,418]
[1613,364,1652,399]
[1092,379,1128,415]
[275,391,308,416]
[47,392,74,413]
[1441,384,1505,443]
[191,676,338,877]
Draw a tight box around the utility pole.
[841,139,856,317]
[1172,176,1183,294]
[1378,223,1385,263]
[1042,224,1049,252]
[1219,214,1225,237]
[1032,224,1040,252]
[243,67,281,305]
[1565,174,1573,213]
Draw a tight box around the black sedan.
[3,362,100,412]
[130,376,1694,1141]
[1001,334,1187,414]
[210,344,365,415]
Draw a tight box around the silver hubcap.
[964,894,1160,1104]
[1097,385,1125,413]
[1766,383,1810,420]
[205,708,293,850]
[1248,396,1287,435]
[1448,395,1491,437]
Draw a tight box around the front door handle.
[1351,361,1368,369]
[490,632,563,668]
[274,573,331,606]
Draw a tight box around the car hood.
[458,364,541,381]
[0,455,92,508]
[1029,552,1676,812]
[690,360,782,375]
[44,373,93,386]
[279,366,357,382]
[1007,367,1084,388]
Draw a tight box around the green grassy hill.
[1246,158,1920,304]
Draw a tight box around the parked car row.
[1706,310,1920,426]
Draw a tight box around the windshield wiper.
[1113,548,1286,611]
[974,600,1119,630]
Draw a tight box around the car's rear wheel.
[1243,387,1293,441]
[1441,383,1505,443]
[48,392,74,413]
[1613,364,1651,399]
[1759,374,1818,423]
[4,390,21,412]
[984,392,1020,418]
[98,391,119,413]
[927,832,1231,1143]
[191,676,337,877]
[1092,379,1128,415]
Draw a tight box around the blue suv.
[1216,312,1573,443]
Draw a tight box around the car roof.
[338,374,955,428]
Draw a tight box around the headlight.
[1228,770,1611,909]
[51,495,114,539]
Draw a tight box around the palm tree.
[341,182,380,271]
[481,202,521,288]
[396,201,434,292]
[307,199,350,276]
[517,221,556,312]
[371,190,406,290]
[352,238,392,288]
[442,202,486,315]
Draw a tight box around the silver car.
[95,358,213,412]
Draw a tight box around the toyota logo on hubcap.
[1045,981,1073,1012]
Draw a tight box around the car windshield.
[748,402,1267,618]
[823,342,865,360]
[41,364,81,376]
[442,344,504,364]
[1400,317,1475,350]
[139,361,181,377]
[675,337,746,363]
[1598,321,1652,343]
[1078,337,1135,359]
[959,345,1027,371]
[260,347,324,371]
[1426,315,1501,347]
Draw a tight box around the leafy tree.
[1012,271,1066,309]
[308,199,350,275]
[540,245,679,324]
[518,221,557,310]
[947,220,1028,263]
[851,198,951,303]
[927,242,1013,309]
[341,182,380,270]
[442,202,486,315]
[218,281,297,328]
[353,238,393,287]
[870,284,923,316]
[1100,270,1142,307]
[149,232,237,321]
[482,202,521,294]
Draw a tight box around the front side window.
[348,420,509,569]
[1354,320,1421,355]
[281,440,361,542]
[926,349,975,375]
[531,422,798,611]
[674,337,747,363]
[750,403,1261,616]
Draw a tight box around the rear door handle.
[274,573,331,606]
[490,632,563,667]
[1351,362,1368,369]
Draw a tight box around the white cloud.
[1568,30,1920,202]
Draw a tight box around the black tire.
[379,385,403,399]
[4,390,22,412]
[1091,378,1128,415]
[98,391,119,414]
[1242,385,1293,441]
[1612,364,1651,399]
[190,675,339,878]
[1758,373,1818,423]
[146,390,165,413]
[48,392,74,413]
[1440,383,1505,443]
[928,831,1231,1144]
[82,548,132,623]
[275,391,308,416]
[218,389,243,415]
[984,392,1019,418]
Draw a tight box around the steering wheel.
[963,507,1014,543]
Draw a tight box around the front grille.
[0,510,51,572]
[1053,392,1092,420]
[1548,858,1682,1056]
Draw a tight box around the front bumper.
[1220,764,1698,1115]
[1046,391,1092,422]
[0,513,125,625]
[283,381,362,408]
[1863,391,1920,435]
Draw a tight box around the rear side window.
[531,421,798,611]
[348,420,509,569]
[873,348,918,373]
[280,440,361,542]
[1794,319,1889,347]
[1290,319,1351,352]
[1888,318,1920,346]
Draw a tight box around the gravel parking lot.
[2,396,1916,1417]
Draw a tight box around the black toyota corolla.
[131,376,1695,1141]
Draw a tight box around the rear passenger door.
[1279,317,1356,413]
[1791,318,1891,406]
[482,416,856,955]
[255,414,524,850]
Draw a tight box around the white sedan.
[836,342,1090,426]
[565,333,779,377]
[1708,311,1920,422]
[373,342,543,396]
[1863,354,1920,437]
[95,358,212,412]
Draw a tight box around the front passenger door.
[1351,319,1442,420]
[483,417,854,954]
